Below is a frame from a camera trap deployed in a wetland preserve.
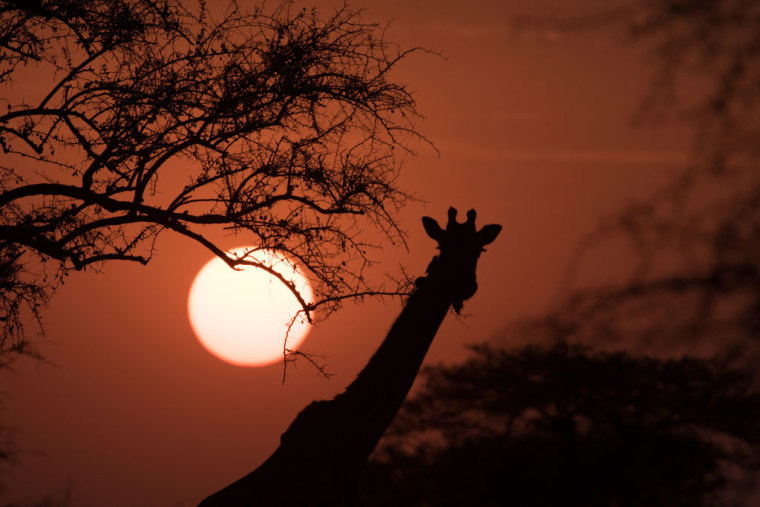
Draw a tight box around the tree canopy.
[0,0,426,358]
[362,342,760,506]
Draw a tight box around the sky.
[1,0,693,505]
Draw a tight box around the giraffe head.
[420,207,501,313]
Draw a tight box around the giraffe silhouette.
[199,207,501,506]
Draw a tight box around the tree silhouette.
[362,342,760,506]
[514,0,760,368]
[0,0,425,357]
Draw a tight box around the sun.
[187,247,313,367]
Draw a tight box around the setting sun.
[187,247,313,367]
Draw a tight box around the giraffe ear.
[422,216,444,241]
[478,224,501,246]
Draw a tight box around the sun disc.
[187,247,313,366]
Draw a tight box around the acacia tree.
[0,0,425,360]
[363,343,760,506]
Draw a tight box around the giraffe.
[199,207,501,506]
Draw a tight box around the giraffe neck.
[348,279,450,396]
[335,264,453,456]
[198,263,455,506]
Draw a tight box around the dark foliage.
[362,343,760,506]
[514,1,760,365]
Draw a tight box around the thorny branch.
[0,0,427,364]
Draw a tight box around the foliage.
[628,0,760,148]
[0,0,425,356]
[362,342,760,506]
[513,0,760,365]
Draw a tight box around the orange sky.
[1,1,692,505]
